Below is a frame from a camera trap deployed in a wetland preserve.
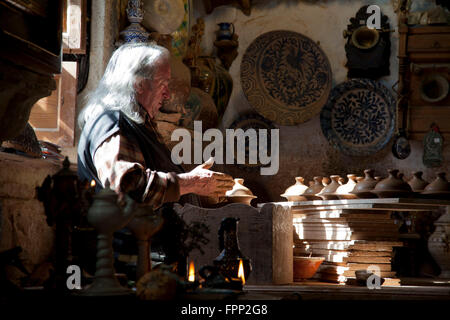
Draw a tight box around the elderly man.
[78,42,234,207]
[77,43,234,277]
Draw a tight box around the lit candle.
[237,259,246,285]
[188,261,195,282]
[90,179,96,188]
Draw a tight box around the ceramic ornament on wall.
[142,0,185,34]
[343,5,392,79]
[423,123,444,168]
[320,79,395,157]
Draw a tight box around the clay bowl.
[355,270,385,287]
[293,256,325,281]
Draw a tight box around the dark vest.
[77,110,188,195]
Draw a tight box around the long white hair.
[78,42,170,129]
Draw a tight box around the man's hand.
[177,157,234,202]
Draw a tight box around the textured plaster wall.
[193,0,449,203]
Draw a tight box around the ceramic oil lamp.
[303,176,324,200]
[371,169,412,198]
[317,175,341,200]
[350,169,378,198]
[336,174,358,199]
[281,177,309,202]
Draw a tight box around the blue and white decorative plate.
[320,79,395,156]
[241,30,332,126]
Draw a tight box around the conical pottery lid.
[351,169,378,193]
[408,171,429,192]
[373,169,412,192]
[281,177,309,197]
[336,174,357,195]
[226,178,257,198]
[422,172,450,194]
[304,176,324,195]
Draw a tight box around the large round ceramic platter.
[142,0,185,34]
[228,113,277,172]
[240,30,332,126]
[320,79,396,156]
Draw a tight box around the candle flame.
[238,259,245,285]
[90,180,96,188]
[188,261,195,282]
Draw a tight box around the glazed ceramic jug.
[408,171,429,193]
[318,175,341,200]
[371,169,412,198]
[226,178,257,205]
[281,177,309,201]
[351,169,379,198]
[217,22,235,41]
[303,176,324,200]
[336,174,358,199]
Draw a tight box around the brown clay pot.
[421,172,450,200]
[336,174,358,199]
[303,176,324,200]
[371,169,413,198]
[293,256,325,281]
[318,175,341,200]
[408,171,429,193]
[350,169,378,198]
[281,177,309,202]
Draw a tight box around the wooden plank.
[344,256,392,264]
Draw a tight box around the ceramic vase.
[428,207,450,278]
[281,177,309,202]
[193,56,233,118]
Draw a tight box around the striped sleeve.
[93,132,180,208]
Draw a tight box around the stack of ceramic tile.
[293,209,402,283]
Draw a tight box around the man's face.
[136,60,171,119]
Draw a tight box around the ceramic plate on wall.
[241,30,332,126]
[320,79,395,156]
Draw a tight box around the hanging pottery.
[423,123,444,168]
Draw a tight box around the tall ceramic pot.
[193,56,233,118]
[428,207,450,278]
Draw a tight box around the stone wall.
[0,153,61,286]
[193,0,450,203]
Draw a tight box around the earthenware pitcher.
[217,22,234,41]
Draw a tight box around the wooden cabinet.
[398,25,450,140]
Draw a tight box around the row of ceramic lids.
[281,169,450,201]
